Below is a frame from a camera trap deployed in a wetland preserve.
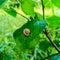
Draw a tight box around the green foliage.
[50,54,60,60]
[0,0,6,8]
[5,8,17,17]
[13,20,47,50]
[39,40,51,51]
[35,12,43,20]
[0,0,60,60]
[44,0,51,8]
[52,0,60,8]
[20,0,35,17]
[47,16,60,28]
[0,9,27,60]
[0,35,17,60]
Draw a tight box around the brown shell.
[23,28,30,36]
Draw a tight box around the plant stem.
[41,0,45,20]
[43,29,60,52]
[41,52,60,60]
[41,0,60,52]
[10,7,29,21]
[16,11,29,21]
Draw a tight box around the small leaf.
[5,9,17,17]
[3,1,17,17]
[20,0,35,17]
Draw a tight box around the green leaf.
[13,20,47,50]
[4,9,17,17]
[39,40,51,51]
[2,1,17,17]
[0,0,6,8]
[20,0,35,17]
[52,0,60,8]
[0,9,25,34]
[47,16,60,28]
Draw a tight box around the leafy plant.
[0,0,60,60]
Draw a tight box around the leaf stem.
[10,7,30,21]
[41,0,45,20]
[43,29,60,53]
[16,11,29,21]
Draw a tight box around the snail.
[23,28,30,36]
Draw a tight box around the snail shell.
[23,28,30,36]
